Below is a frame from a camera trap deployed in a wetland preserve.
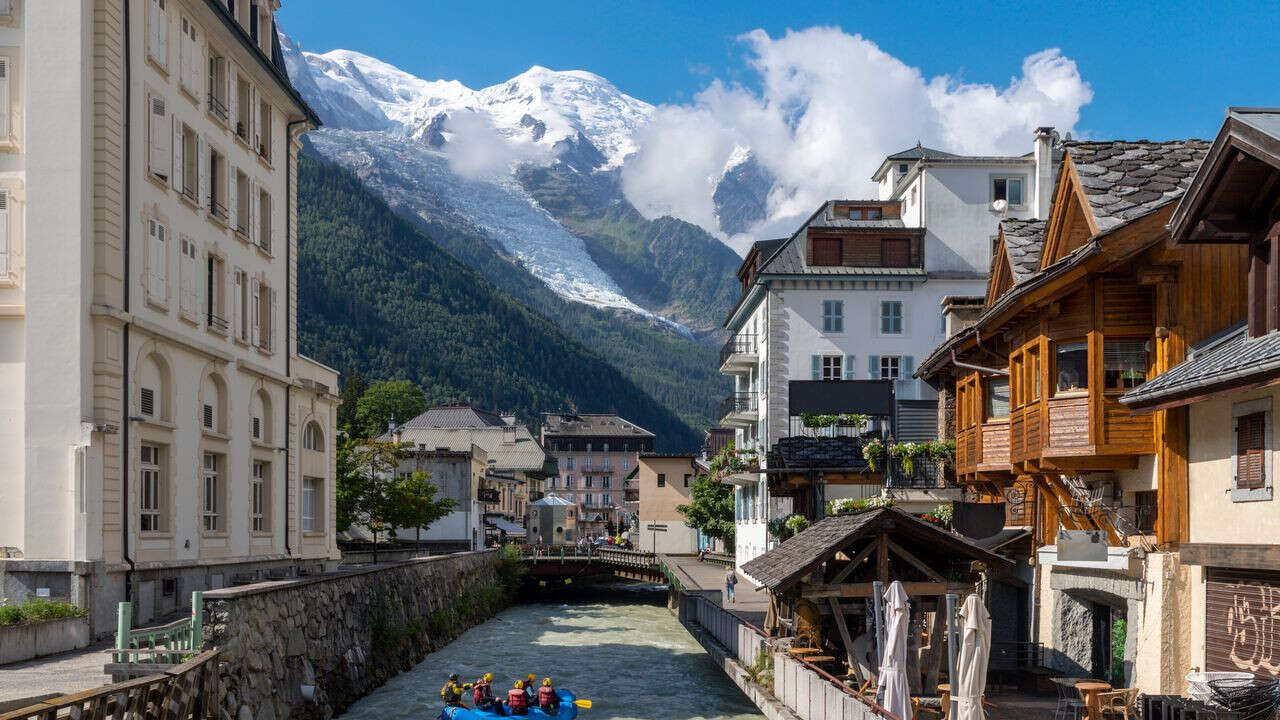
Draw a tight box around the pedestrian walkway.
[661,555,769,627]
[0,640,113,708]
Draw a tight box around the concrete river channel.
[337,587,763,720]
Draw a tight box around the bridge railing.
[518,546,657,569]
[113,592,204,667]
[0,649,220,720]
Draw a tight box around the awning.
[485,517,527,536]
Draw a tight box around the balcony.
[719,392,758,427]
[956,422,1011,479]
[719,333,758,373]
[884,458,950,490]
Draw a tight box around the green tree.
[335,433,362,532]
[354,379,426,439]
[337,371,368,435]
[342,440,409,561]
[392,471,457,546]
[678,443,754,548]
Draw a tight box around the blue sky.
[279,0,1280,142]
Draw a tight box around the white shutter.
[229,167,239,232]
[250,276,261,346]
[232,270,242,340]
[0,1,14,17]
[157,0,168,63]
[171,116,183,193]
[228,66,239,136]
[178,237,190,316]
[147,0,158,61]
[146,219,161,298]
[250,85,260,153]
[268,287,277,352]
[0,191,9,278]
[178,17,188,89]
[196,136,207,212]
[248,179,258,245]
[149,96,169,178]
[0,58,11,139]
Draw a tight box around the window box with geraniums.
[801,413,869,430]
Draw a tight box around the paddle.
[572,699,593,709]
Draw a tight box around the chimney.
[388,417,400,444]
[503,424,517,444]
[1033,126,1058,220]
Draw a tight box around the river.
[337,588,764,720]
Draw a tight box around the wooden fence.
[0,650,220,720]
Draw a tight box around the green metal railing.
[114,591,203,665]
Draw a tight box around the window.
[147,0,168,67]
[177,123,198,201]
[302,477,322,532]
[202,452,220,532]
[1055,342,1088,394]
[897,163,908,174]
[848,207,881,220]
[657,473,666,487]
[909,186,918,206]
[683,474,691,488]
[621,456,629,470]
[258,189,271,252]
[880,301,904,334]
[208,147,227,221]
[565,475,574,489]
[584,476,593,488]
[1028,346,1042,400]
[140,444,163,532]
[178,236,197,319]
[161,578,177,597]
[178,15,200,97]
[985,378,1010,420]
[822,300,844,333]
[148,96,170,180]
[206,254,226,332]
[602,476,611,488]
[821,355,843,382]
[993,176,1025,206]
[235,75,251,141]
[811,237,841,266]
[234,170,250,236]
[303,421,323,451]
[146,219,168,301]
[880,356,901,380]
[251,461,268,532]
[1133,490,1157,534]
[583,493,593,507]
[1104,340,1149,390]
[252,280,276,352]
[208,50,228,122]
[1009,353,1023,407]
[257,98,272,161]
[881,238,911,267]
[602,493,611,506]
[565,456,574,469]
[140,387,156,417]
[252,415,261,440]
[202,402,214,429]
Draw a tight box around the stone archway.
[1048,567,1144,686]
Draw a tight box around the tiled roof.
[531,494,576,506]
[540,413,654,438]
[741,507,1009,591]
[886,144,959,162]
[377,426,547,472]
[1000,219,1047,282]
[1121,322,1280,407]
[1067,140,1210,231]
[402,404,509,429]
[766,436,873,470]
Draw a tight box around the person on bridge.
[507,680,530,715]
[473,672,497,711]
[441,674,472,708]
[538,678,560,713]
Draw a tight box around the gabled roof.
[1001,219,1048,282]
[1121,322,1280,410]
[541,413,654,438]
[402,403,509,429]
[1066,140,1209,232]
[1170,109,1280,244]
[741,507,1010,592]
[378,426,547,473]
[886,144,959,161]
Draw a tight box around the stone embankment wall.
[203,550,505,720]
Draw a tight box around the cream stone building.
[0,0,338,634]
[634,454,703,555]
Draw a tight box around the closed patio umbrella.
[954,593,992,720]
[877,581,912,720]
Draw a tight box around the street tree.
[392,471,457,546]
[678,442,754,549]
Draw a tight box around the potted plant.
[863,438,886,472]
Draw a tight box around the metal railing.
[884,458,951,489]
[209,196,229,222]
[114,592,203,666]
[182,180,198,203]
[207,92,229,122]
[719,333,757,366]
[720,392,758,419]
[206,313,229,332]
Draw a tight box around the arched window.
[200,372,228,434]
[303,421,323,451]
[137,353,173,422]
[250,389,273,443]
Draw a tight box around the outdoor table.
[938,683,950,719]
[1074,680,1112,720]
[788,646,822,655]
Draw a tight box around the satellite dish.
[991,199,1008,213]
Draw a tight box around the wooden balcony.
[1008,393,1154,471]
[956,422,1011,480]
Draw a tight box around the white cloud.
[620,27,1093,248]
[442,110,552,180]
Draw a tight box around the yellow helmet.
[543,678,552,687]
[527,673,537,682]
[514,680,524,690]
[484,673,493,683]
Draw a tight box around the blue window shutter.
[845,355,856,379]
[868,355,880,379]
[812,355,821,380]
[903,356,915,377]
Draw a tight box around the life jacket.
[473,681,493,705]
[538,685,558,708]
[507,688,529,713]
[441,684,462,704]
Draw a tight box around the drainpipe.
[120,0,136,604]
[284,119,306,558]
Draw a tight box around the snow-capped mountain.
[281,35,748,333]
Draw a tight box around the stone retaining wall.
[0,616,91,665]
[203,550,504,720]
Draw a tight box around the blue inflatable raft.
[440,690,579,720]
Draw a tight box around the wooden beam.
[876,533,890,585]
[1180,543,1280,570]
[885,539,946,583]
[830,540,879,584]
[828,598,859,682]
[801,581,973,599]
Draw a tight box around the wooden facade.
[927,146,1249,549]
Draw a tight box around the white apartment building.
[721,130,1058,568]
[540,413,655,538]
[0,0,338,634]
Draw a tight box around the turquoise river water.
[337,592,764,720]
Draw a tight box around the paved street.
[662,555,769,627]
[0,641,113,709]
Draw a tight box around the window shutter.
[231,270,242,339]
[0,191,8,278]
[0,57,10,139]
[1236,413,1267,490]
[141,388,155,416]
[149,96,169,178]
[248,179,258,245]
[250,277,261,346]
[171,116,183,193]
[0,1,13,16]
[178,238,191,315]
[203,402,214,429]
[229,167,239,231]
[178,17,188,89]
[902,356,915,377]
[268,286,277,352]
[156,0,168,62]
[845,355,856,380]
[250,85,260,152]
[811,355,820,380]
[197,135,208,211]
[147,220,161,297]
[868,355,880,379]
[228,65,239,133]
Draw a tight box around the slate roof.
[741,507,1010,592]
[402,404,509,429]
[886,144,959,162]
[1067,140,1210,231]
[541,413,654,438]
[766,436,873,470]
[999,219,1047,283]
[531,494,576,507]
[377,426,548,472]
[1121,322,1280,408]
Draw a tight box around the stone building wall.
[203,550,504,720]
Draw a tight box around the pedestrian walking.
[725,569,738,603]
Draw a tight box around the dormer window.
[848,207,883,220]
[811,237,841,266]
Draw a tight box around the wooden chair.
[1096,688,1139,720]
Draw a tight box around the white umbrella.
[876,581,912,720]
[954,593,992,720]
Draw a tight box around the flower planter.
[0,616,91,665]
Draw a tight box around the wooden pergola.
[742,506,1012,689]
